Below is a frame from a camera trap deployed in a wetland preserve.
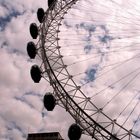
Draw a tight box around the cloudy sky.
[59,0,140,138]
[1,0,140,140]
[0,0,75,140]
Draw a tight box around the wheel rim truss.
[36,0,140,139]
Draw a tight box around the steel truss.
[36,0,140,139]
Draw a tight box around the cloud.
[1,0,140,140]
[58,0,140,138]
[0,0,74,139]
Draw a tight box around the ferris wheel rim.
[37,0,140,139]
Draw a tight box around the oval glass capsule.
[27,42,36,59]
[30,65,41,83]
[48,0,56,10]
[43,94,56,111]
[37,8,45,23]
[29,23,38,39]
[68,124,82,140]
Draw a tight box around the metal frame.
[36,0,140,139]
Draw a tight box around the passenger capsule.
[29,23,38,39]
[37,8,45,23]
[30,65,41,83]
[27,42,36,59]
[43,94,56,111]
[68,124,82,140]
[48,0,56,10]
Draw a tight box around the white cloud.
[1,0,140,140]
[58,0,140,138]
[0,5,9,18]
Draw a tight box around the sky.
[0,0,76,140]
[59,1,140,139]
[1,0,140,140]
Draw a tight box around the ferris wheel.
[27,0,140,139]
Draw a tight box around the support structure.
[27,0,140,139]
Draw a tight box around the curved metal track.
[36,0,140,139]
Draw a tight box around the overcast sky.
[0,0,92,140]
[0,0,75,140]
[1,0,140,140]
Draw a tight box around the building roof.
[27,132,64,140]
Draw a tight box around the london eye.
[27,0,140,139]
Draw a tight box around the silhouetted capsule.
[68,124,82,140]
[30,65,41,83]
[43,94,56,111]
[27,42,36,59]
[29,23,38,39]
[37,8,45,23]
[48,0,56,10]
